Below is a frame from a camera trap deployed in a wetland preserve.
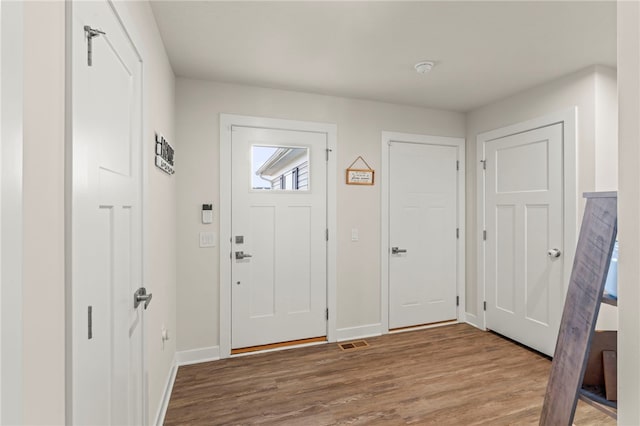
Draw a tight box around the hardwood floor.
[164,324,615,425]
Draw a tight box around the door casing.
[220,114,337,358]
[475,108,578,330]
[381,131,466,332]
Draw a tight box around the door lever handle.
[134,287,153,309]
[391,247,407,255]
[235,251,253,260]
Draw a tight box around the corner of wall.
[616,2,640,423]
[153,354,178,426]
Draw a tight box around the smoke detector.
[414,61,435,74]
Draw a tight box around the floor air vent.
[339,340,369,351]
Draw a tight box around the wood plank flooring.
[164,324,615,425]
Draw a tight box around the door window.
[251,145,309,191]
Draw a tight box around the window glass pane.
[252,145,309,191]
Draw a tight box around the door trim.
[219,114,337,359]
[381,131,466,333]
[475,108,577,330]
[1,2,24,423]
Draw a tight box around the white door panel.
[389,142,459,329]
[231,127,327,349]
[72,1,143,424]
[485,123,564,356]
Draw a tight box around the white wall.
[1,1,23,424]
[595,68,619,332]
[617,1,640,423]
[595,66,618,192]
[464,66,618,325]
[175,78,465,352]
[23,2,65,424]
[21,1,176,423]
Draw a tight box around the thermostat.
[202,204,213,224]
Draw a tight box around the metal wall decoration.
[155,133,175,175]
[346,156,374,185]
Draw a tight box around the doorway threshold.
[231,336,327,356]
[389,319,458,334]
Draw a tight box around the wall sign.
[155,133,175,175]
[346,156,374,185]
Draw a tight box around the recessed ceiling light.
[415,61,435,74]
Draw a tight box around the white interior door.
[389,141,459,329]
[72,2,144,424]
[231,126,327,349]
[484,123,564,356]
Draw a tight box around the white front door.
[388,140,460,329]
[71,1,144,424]
[231,126,327,349]
[484,123,564,356]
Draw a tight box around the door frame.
[65,1,148,423]
[381,131,466,332]
[219,114,337,358]
[1,1,23,423]
[475,108,578,330]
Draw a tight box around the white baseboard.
[154,359,177,426]
[336,323,382,341]
[465,313,484,330]
[153,346,221,425]
[175,345,220,366]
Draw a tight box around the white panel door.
[231,127,327,349]
[485,123,564,356]
[72,2,144,424]
[389,141,459,329]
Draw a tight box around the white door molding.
[381,131,466,333]
[0,2,24,424]
[475,108,577,330]
[220,114,337,358]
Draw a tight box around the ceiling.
[150,1,616,113]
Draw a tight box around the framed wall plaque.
[155,132,175,175]
[346,156,374,185]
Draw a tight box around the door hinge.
[456,160,459,171]
[480,159,486,170]
[326,229,329,241]
[484,301,487,311]
[456,228,460,239]
[326,148,332,161]
[483,230,487,241]
[87,305,93,339]
[84,25,106,67]
[456,296,459,307]
[326,308,329,320]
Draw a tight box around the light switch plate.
[199,231,216,248]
